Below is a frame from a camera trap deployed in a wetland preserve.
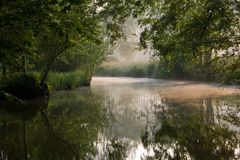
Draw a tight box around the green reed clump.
[47,71,87,90]
[95,62,159,78]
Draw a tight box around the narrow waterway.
[0,77,240,160]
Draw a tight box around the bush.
[95,62,159,78]
[220,69,240,85]
[47,71,88,90]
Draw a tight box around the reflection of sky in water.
[89,77,240,160]
[91,80,162,159]
[0,77,239,160]
[92,82,161,139]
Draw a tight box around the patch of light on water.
[235,144,240,158]
[126,143,154,160]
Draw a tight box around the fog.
[105,18,152,65]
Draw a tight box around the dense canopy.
[0,0,239,88]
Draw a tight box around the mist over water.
[2,1,239,160]
[92,77,240,160]
[1,77,239,160]
[105,18,152,65]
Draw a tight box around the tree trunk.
[40,63,50,86]
[2,63,6,76]
[40,57,54,86]
[201,53,211,80]
[40,109,79,159]
[22,55,27,74]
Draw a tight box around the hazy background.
[104,18,153,66]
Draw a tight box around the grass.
[95,62,160,78]
[0,70,89,92]
[47,71,88,90]
[95,61,240,86]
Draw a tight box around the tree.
[0,0,44,73]
[132,0,240,80]
[0,0,135,84]
[35,0,107,84]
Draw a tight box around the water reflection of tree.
[0,121,27,160]
[0,91,109,160]
[107,138,128,160]
[142,97,240,160]
[0,99,45,160]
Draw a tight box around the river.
[0,77,240,160]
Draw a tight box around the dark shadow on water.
[0,91,109,160]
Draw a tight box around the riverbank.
[0,71,90,102]
[95,62,240,85]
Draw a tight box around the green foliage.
[0,0,40,67]
[52,39,112,81]
[133,0,240,82]
[95,62,159,78]
[1,0,239,85]
[138,0,239,54]
[211,56,240,84]
[0,0,130,85]
[47,71,88,90]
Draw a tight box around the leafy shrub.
[95,63,159,78]
[47,71,87,90]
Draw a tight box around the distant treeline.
[95,58,240,85]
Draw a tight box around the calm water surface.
[0,77,240,160]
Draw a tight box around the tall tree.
[133,0,240,79]
[0,0,133,83]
